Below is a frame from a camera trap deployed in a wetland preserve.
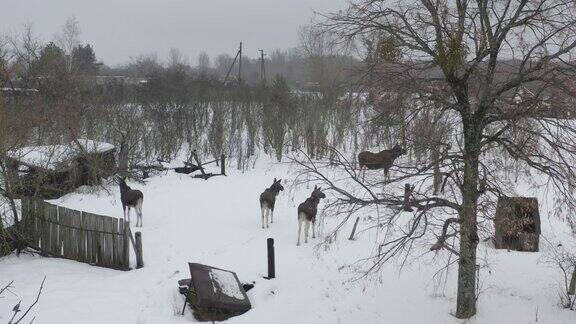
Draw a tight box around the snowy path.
[0,162,575,323]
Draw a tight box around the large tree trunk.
[456,120,481,318]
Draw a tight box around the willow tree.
[315,0,576,318]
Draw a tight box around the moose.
[119,177,144,227]
[259,178,284,228]
[297,186,326,246]
[357,143,407,180]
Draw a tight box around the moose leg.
[312,222,316,239]
[261,205,266,229]
[136,206,142,227]
[297,213,304,246]
[304,220,310,243]
[127,207,131,224]
[270,208,274,224]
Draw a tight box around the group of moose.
[259,143,406,246]
[118,144,406,246]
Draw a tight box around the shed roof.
[8,139,115,171]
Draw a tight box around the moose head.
[270,178,284,192]
[391,143,407,157]
[311,185,326,200]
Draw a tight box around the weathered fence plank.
[37,200,47,254]
[121,220,129,270]
[103,216,112,267]
[47,203,58,256]
[60,207,69,258]
[112,217,119,269]
[82,212,92,264]
[18,199,138,271]
[76,211,85,262]
[88,213,97,265]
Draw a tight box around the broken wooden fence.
[19,197,139,270]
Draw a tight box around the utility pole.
[238,42,243,83]
[259,49,267,85]
[224,42,243,84]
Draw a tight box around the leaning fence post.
[135,231,144,269]
[220,154,226,176]
[266,238,275,279]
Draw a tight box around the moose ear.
[278,179,282,183]
[274,178,277,182]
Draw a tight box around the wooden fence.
[20,197,136,270]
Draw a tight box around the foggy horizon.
[0,0,347,66]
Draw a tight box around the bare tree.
[197,51,211,76]
[55,16,80,73]
[305,0,576,318]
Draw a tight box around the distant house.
[0,87,39,96]
[6,139,116,199]
[95,76,148,86]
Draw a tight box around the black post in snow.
[266,238,275,279]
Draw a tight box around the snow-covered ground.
[1,158,575,323]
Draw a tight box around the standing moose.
[119,177,144,227]
[358,143,407,180]
[297,186,326,246]
[259,178,284,228]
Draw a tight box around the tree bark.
[432,146,442,195]
[456,119,481,318]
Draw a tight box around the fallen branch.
[9,276,46,324]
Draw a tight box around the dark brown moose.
[297,186,326,246]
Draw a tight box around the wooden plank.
[77,212,86,263]
[102,216,109,267]
[68,209,76,260]
[112,217,119,269]
[47,204,58,256]
[64,208,73,259]
[37,200,48,254]
[82,212,93,264]
[57,205,64,257]
[120,219,129,270]
[95,215,104,266]
[91,214,99,265]
[107,217,114,267]
[101,216,110,267]
[108,217,116,268]
[31,199,40,246]
[85,213,93,264]
[56,207,64,257]
[71,209,81,260]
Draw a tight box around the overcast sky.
[0,0,348,66]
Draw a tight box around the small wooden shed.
[6,139,116,199]
[494,197,541,252]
